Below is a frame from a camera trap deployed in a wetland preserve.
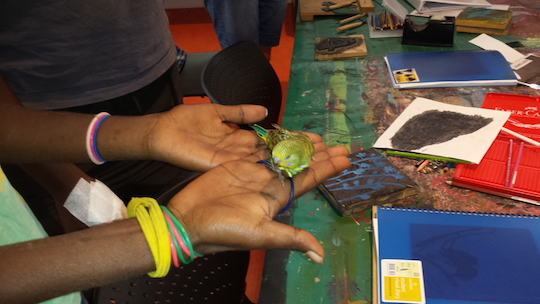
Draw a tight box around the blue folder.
[374,206,540,304]
[384,50,517,89]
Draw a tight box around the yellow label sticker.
[392,68,419,83]
[381,259,425,304]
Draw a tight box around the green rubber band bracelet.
[162,215,190,264]
[160,206,202,261]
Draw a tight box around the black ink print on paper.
[390,110,493,150]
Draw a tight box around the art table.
[259,0,540,303]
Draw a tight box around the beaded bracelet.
[127,197,171,278]
[85,112,111,165]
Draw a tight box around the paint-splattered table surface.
[259,1,540,303]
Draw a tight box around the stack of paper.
[384,50,517,89]
[407,0,491,13]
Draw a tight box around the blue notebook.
[384,50,517,89]
[373,206,540,304]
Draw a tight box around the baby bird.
[251,124,315,177]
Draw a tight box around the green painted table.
[259,1,540,303]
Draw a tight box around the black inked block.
[318,149,419,216]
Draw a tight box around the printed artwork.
[374,97,511,163]
[391,110,493,150]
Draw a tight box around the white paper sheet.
[373,97,511,163]
[410,4,510,17]
[469,34,526,64]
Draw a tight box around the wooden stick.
[340,13,366,24]
[327,1,355,10]
[501,127,540,147]
[337,21,363,32]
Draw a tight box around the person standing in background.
[204,0,289,60]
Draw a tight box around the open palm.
[148,103,324,172]
[167,145,350,264]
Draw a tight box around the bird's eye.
[285,155,291,159]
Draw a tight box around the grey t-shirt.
[0,0,176,109]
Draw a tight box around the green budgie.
[251,124,315,177]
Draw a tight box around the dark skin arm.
[0,75,323,234]
[0,76,270,171]
[18,163,92,232]
[0,146,350,304]
[0,75,274,234]
[171,148,351,262]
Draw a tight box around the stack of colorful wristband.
[127,197,200,278]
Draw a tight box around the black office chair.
[91,42,279,304]
[180,41,282,129]
[92,252,251,304]
[150,41,282,204]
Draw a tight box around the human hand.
[146,103,323,172]
[166,144,351,264]
[146,103,267,171]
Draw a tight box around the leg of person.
[258,0,288,59]
[204,0,260,49]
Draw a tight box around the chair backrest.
[201,41,282,128]
[178,51,217,98]
[92,251,250,304]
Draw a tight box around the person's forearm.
[20,163,94,202]
[0,104,158,164]
[19,163,94,232]
[0,218,155,304]
[0,102,88,162]
[0,76,156,164]
[95,114,158,162]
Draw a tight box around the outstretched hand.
[147,103,270,171]
[166,144,350,264]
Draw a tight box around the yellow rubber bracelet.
[127,197,171,278]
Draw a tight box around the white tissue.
[64,178,127,226]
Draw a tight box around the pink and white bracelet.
[85,112,111,165]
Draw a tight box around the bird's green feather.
[251,124,315,177]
